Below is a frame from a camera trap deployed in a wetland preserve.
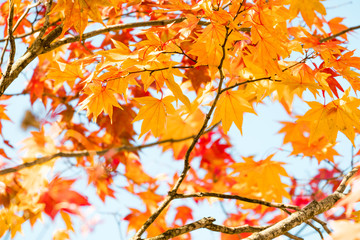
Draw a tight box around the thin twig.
[245,167,359,240]
[12,1,41,33]
[312,217,332,234]
[0,21,61,43]
[36,0,52,40]
[0,39,9,66]
[320,25,360,43]
[4,0,16,78]
[143,217,273,240]
[145,217,216,240]
[284,232,304,240]
[131,17,236,240]
[220,77,279,93]
[0,124,219,176]
[173,192,300,211]
[304,220,323,239]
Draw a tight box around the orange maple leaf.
[289,0,326,26]
[47,61,84,91]
[38,176,90,219]
[174,206,193,225]
[298,89,360,145]
[132,96,175,138]
[230,155,290,202]
[212,90,256,134]
[50,0,113,36]
[79,82,122,122]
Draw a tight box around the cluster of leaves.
[0,0,360,239]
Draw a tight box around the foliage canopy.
[0,0,360,239]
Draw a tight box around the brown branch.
[131,4,249,238]
[205,223,269,235]
[45,19,249,54]
[143,217,273,240]
[312,217,331,234]
[320,25,360,43]
[3,1,16,78]
[131,17,236,240]
[244,167,359,240]
[220,77,279,93]
[0,17,206,96]
[12,1,41,33]
[284,232,304,240]
[46,18,186,52]
[145,217,216,240]
[144,217,274,240]
[35,0,52,40]
[173,192,300,211]
[0,24,63,96]
[0,124,218,176]
[304,220,323,239]
[0,21,61,43]
[0,39,9,66]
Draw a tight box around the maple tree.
[1,0,360,239]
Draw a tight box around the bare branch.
[35,0,52,40]
[174,192,300,211]
[0,39,9,66]
[131,20,234,240]
[220,77,279,93]
[131,5,246,238]
[12,1,41,33]
[205,223,269,235]
[304,220,323,239]
[47,18,186,52]
[145,217,216,240]
[284,232,304,240]
[3,0,16,78]
[244,167,359,240]
[320,25,360,43]
[0,24,63,96]
[312,217,332,234]
[0,124,219,176]
[143,217,273,240]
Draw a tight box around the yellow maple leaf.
[298,89,360,145]
[212,90,256,134]
[60,211,74,232]
[53,229,70,240]
[230,155,290,203]
[160,107,205,158]
[50,0,116,36]
[47,61,84,91]
[79,82,122,122]
[289,0,326,26]
[98,39,135,63]
[0,210,25,239]
[132,96,175,138]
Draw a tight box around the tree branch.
[173,192,300,211]
[284,232,304,240]
[135,166,359,240]
[145,217,216,240]
[3,1,16,79]
[131,5,245,238]
[46,18,185,52]
[143,217,273,240]
[244,167,359,240]
[0,24,63,96]
[12,1,41,34]
[320,24,360,43]
[0,124,219,176]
